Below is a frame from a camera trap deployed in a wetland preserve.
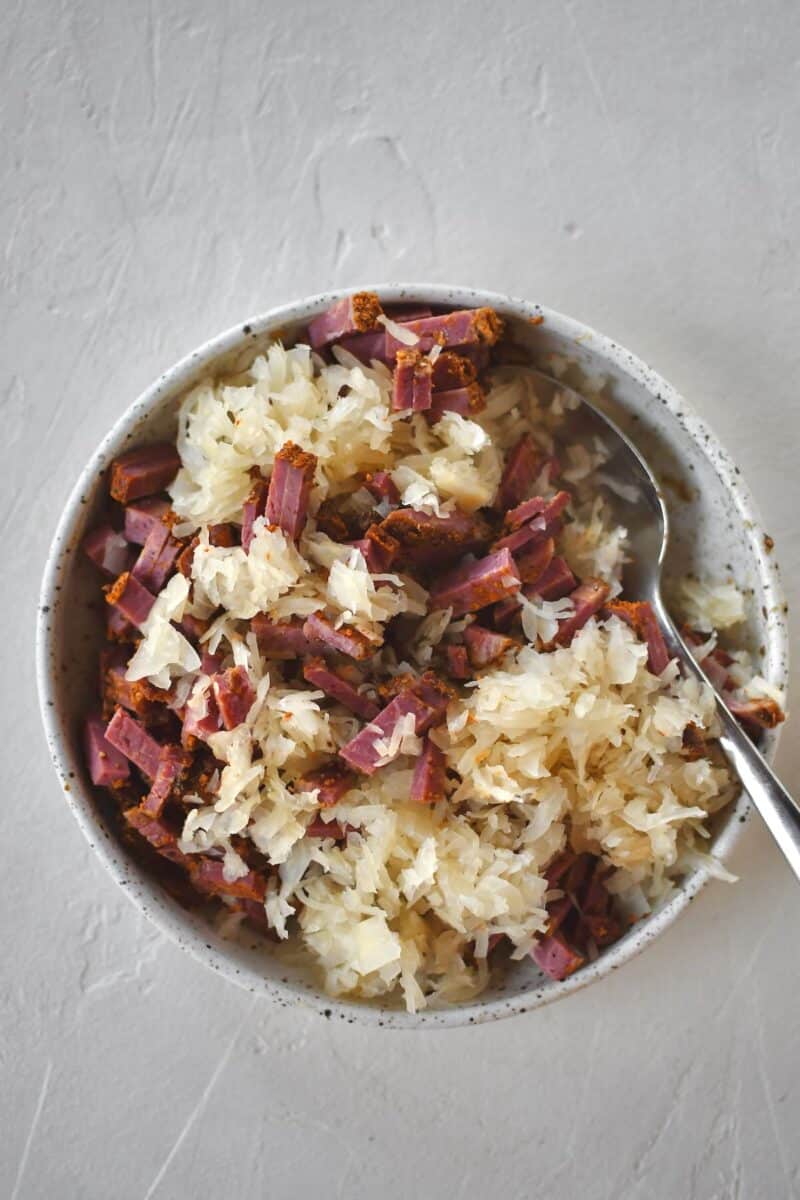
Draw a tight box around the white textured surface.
[5,2,800,1196]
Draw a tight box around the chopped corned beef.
[429,548,521,617]
[380,506,488,566]
[410,737,447,804]
[339,673,450,775]
[251,614,325,659]
[523,556,577,601]
[295,761,356,807]
[105,571,156,628]
[305,816,348,839]
[532,934,585,981]
[350,524,400,573]
[189,858,267,902]
[105,707,163,779]
[605,600,671,675]
[384,308,503,357]
[265,442,317,541]
[303,657,380,720]
[308,291,383,351]
[182,688,221,747]
[123,497,172,545]
[364,471,400,506]
[141,744,190,817]
[84,714,130,787]
[392,349,433,412]
[504,490,571,533]
[124,807,187,864]
[132,522,182,592]
[554,579,610,646]
[495,434,541,512]
[213,666,256,729]
[431,350,477,391]
[514,536,555,585]
[83,525,132,577]
[724,695,785,730]
[241,476,268,552]
[336,329,391,366]
[302,612,378,661]
[445,643,471,680]
[110,443,181,504]
[464,623,515,668]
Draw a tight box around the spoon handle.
[657,602,800,881]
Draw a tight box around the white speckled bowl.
[36,285,789,1028]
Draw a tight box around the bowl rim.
[36,282,789,1029]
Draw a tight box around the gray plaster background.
[4,2,800,1197]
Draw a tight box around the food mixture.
[82,293,784,1011]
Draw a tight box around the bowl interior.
[38,285,788,1028]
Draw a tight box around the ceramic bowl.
[36,285,789,1028]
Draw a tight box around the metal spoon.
[530,368,800,880]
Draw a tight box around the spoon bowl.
[533,368,800,881]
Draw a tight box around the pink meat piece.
[428,548,521,617]
[141,744,189,817]
[124,807,187,864]
[384,308,503,357]
[504,490,571,533]
[464,623,515,668]
[182,688,221,747]
[83,525,132,577]
[105,571,156,628]
[107,605,136,643]
[84,714,130,787]
[493,520,548,556]
[532,934,585,981]
[189,858,267,901]
[124,497,172,545]
[336,329,391,366]
[302,612,378,661]
[523,556,577,601]
[724,695,785,730]
[339,675,451,775]
[605,600,671,675]
[445,643,471,680]
[105,707,163,779]
[110,443,181,504]
[350,524,400,573]
[491,596,522,630]
[131,521,181,592]
[410,736,447,804]
[178,613,209,645]
[241,476,268,552]
[554,579,610,646]
[305,816,349,839]
[295,761,356,807]
[380,506,488,567]
[431,351,478,391]
[495,435,542,512]
[425,384,485,423]
[308,292,383,351]
[515,537,555,585]
[103,660,154,718]
[392,349,433,412]
[251,614,326,659]
[265,442,317,541]
[392,349,417,411]
[364,471,400,505]
[213,666,256,730]
[200,650,223,675]
[303,657,379,720]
